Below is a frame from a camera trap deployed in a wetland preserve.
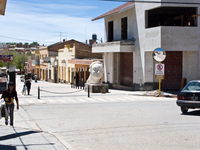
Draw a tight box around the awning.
[68,59,94,65]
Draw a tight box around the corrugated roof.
[92,2,135,21]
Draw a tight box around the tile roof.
[47,39,90,51]
[92,2,135,21]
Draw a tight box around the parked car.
[176,80,200,114]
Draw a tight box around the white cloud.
[8,1,97,14]
[0,0,104,45]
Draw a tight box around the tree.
[24,42,29,48]
[30,42,39,47]
[0,51,30,70]
[15,54,29,70]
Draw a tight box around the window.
[121,17,128,40]
[146,7,198,28]
[108,21,114,42]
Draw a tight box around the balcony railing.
[92,39,135,53]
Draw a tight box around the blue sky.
[0,0,124,45]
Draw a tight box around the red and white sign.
[155,64,164,75]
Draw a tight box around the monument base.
[85,83,109,93]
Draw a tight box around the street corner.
[129,90,177,98]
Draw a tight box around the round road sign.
[153,48,166,62]
[157,64,163,71]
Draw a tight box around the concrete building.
[58,39,102,85]
[38,46,48,81]
[92,0,200,90]
[24,60,35,75]
[47,44,59,83]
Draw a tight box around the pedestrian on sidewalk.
[1,82,19,126]
[25,75,31,95]
[74,72,79,89]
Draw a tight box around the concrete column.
[198,51,200,79]
[117,53,120,85]
[104,53,108,83]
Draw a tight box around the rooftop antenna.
[52,32,68,42]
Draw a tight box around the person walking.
[74,72,79,89]
[25,75,31,95]
[1,82,19,126]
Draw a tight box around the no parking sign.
[155,63,164,79]
[155,64,164,75]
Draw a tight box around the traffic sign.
[155,64,164,75]
[153,48,166,62]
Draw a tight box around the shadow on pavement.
[0,130,39,141]
[182,110,200,116]
[0,145,16,150]
[0,128,55,149]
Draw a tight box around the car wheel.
[181,107,188,114]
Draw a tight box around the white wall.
[107,53,114,83]
[102,0,200,87]
[135,1,200,85]
[104,8,136,84]
[104,7,136,42]
[161,27,199,51]
[145,52,154,82]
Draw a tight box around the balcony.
[161,26,198,51]
[92,39,135,53]
[143,26,198,52]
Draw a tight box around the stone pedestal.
[85,83,109,93]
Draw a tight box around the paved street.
[0,76,200,150]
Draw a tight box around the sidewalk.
[0,76,73,150]
[0,125,69,150]
[0,105,72,150]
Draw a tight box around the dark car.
[176,80,200,114]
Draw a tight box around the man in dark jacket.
[1,82,19,126]
[74,72,79,89]
[25,75,31,95]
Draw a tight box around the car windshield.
[182,81,200,92]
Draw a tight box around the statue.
[86,61,104,84]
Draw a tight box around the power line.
[0,35,54,44]
[100,0,200,5]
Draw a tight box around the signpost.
[153,48,166,95]
[155,63,164,79]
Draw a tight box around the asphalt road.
[2,76,200,150]
[21,100,200,150]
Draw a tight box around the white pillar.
[104,53,108,83]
